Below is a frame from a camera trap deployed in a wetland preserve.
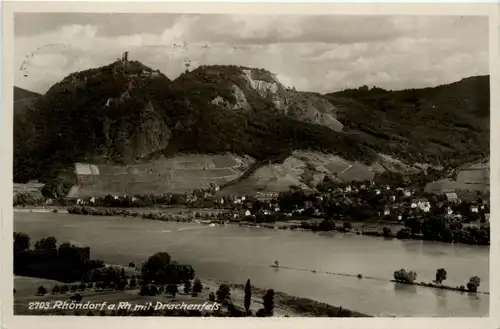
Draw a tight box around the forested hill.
[324,75,490,169]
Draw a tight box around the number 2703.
[28,302,51,310]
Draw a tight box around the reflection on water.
[394,283,417,294]
[435,288,447,310]
[14,212,489,317]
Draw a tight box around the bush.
[382,227,392,237]
[216,284,231,303]
[183,281,192,294]
[166,284,178,297]
[34,237,58,251]
[393,269,417,284]
[467,276,481,292]
[396,228,411,239]
[52,285,60,294]
[193,279,203,293]
[467,281,478,292]
[139,285,150,296]
[37,286,47,295]
[70,293,83,302]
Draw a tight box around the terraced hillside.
[424,157,489,194]
[68,154,254,198]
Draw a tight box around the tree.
[129,277,137,288]
[262,289,275,316]
[128,262,135,268]
[467,276,481,292]
[183,280,192,294]
[166,284,178,297]
[14,232,30,252]
[469,276,481,286]
[435,268,447,284]
[52,285,60,294]
[343,222,352,231]
[70,293,83,302]
[192,279,203,293]
[441,227,454,243]
[139,285,150,296]
[37,286,47,296]
[393,269,417,284]
[244,279,252,315]
[216,284,231,303]
[34,237,57,251]
[209,292,215,302]
[141,252,172,283]
[318,218,335,231]
[149,285,158,295]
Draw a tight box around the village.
[14,174,490,246]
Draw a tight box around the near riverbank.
[14,274,369,317]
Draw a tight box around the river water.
[14,212,489,317]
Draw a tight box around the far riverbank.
[19,205,489,247]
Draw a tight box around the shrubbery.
[393,269,417,284]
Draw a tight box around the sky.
[14,13,489,94]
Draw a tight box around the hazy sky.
[14,13,489,94]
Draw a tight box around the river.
[14,212,489,317]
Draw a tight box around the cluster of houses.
[316,181,490,224]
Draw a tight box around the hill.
[13,57,489,196]
[13,58,374,190]
[324,76,490,169]
[14,86,43,117]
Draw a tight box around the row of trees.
[393,268,482,293]
[401,217,490,245]
[210,279,275,317]
[14,233,103,282]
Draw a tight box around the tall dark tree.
[244,279,252,314]
[262,289,275,316]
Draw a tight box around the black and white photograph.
[2,2,496,325]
